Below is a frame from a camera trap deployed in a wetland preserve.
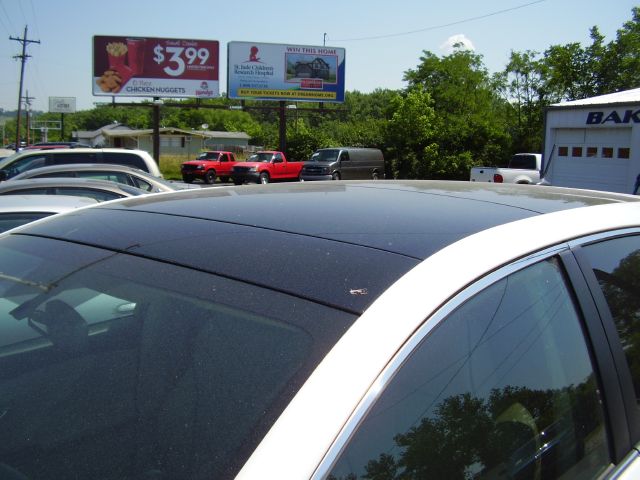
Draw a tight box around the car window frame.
[569,231,640,445]
[313,231,640,478]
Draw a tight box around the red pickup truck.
[181,151,238,184]
[231,151,304,184]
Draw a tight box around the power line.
[328,0,547,42]
[0,0,13,35]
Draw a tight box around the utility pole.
[10,25,40,150]
[23,91,35,145]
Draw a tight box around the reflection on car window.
[582,235,640,405]
[329,258,609,480]
[0,235,355,480]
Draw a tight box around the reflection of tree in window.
[585,242,640,403]
[328,259,609,480]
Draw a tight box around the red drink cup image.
[127,38,146,76]
[106,41,127,69]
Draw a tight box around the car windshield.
[0,234,356,479]
[197,152,221,160]
[248,153,273,162]
[310,149,339,162]
[0,151,24,170]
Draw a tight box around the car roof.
[14,180,638,314]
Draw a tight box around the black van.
[300,148,385,181]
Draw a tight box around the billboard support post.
[279,101,286,153]
[152,98,160,164]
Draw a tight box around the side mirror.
[0,170,7,181]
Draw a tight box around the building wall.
[544,105,640,194]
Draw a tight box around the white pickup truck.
[470,153,542,184]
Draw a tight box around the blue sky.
[0,0,637,113]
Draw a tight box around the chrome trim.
[567,227,640,250]
[605,445,640,479]
[313,229,640,478]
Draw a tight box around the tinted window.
[0,235,355,480]
[75,171,131,186]
[102,152,147,171]
[0,212,51,232]
[51,152,99,164]
[54,187,122,202]
[33,171,76,178]
[1,188,52,195]
[129,176,153,191]
[329,258,610,479]
[510,154,537,169]
[582,236,640,405]
[6,154,48,177]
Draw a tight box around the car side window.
[340,152,350,162]
[328,258,610,480]
[581,236,640,405]
[52,152,98,164]
[8,155,47,176]
[54,187,122,202]
[129,177,153,191]
[102,153,146,171]
[75,171,130,185]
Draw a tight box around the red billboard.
[93,35,219,98]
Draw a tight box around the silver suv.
[0,148,162,180]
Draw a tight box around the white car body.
[240,200,640,479]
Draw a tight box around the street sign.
[49,97,76,113]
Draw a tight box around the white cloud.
[439,34,476,54]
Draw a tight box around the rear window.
[0,234,356,479]
[509,154,538,170]
[101,152,147,171]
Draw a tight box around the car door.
[318,234,640,479]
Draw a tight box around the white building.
[542,88,640,194]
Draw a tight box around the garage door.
[550,127,632,193]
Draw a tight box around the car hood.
[182,160,209,166]
[235,162,263,168]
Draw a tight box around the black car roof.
[14,181,637,313]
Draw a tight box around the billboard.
[49,96,76,113]
[93,35,219,98]
[227,41,346,103]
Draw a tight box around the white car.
[0,147,162,179]
[0,181,640,480]
[10,163,199,193]
[0,194,97,232]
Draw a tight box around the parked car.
[470,153,542,184]
[0,147,162,180]
[300,147,385,181]
[231,150,303,184]
[11,163,198,193]
[0,181,640,479]
[0,177,148,201]
[0,194,97,232]
[181,151,238,184]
